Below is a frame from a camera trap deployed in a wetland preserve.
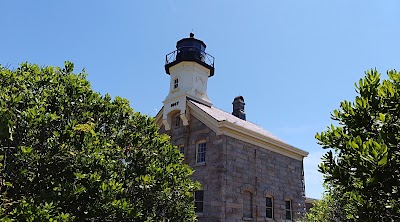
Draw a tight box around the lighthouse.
[162,33,215,130]
[156,34,309,221]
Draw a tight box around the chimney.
[232,96,246,120]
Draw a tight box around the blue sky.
[2,1,400,199]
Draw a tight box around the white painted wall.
[162,61,212,130]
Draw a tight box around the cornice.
[187,101,308,160]
[157,100,309,160]
[154,107,163,128]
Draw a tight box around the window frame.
[194,190,204,213]
[173,78,179,89]
[196,141,206,164]
[266,196,274,219]
[285,199,293,221]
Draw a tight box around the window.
[196,142,206,163]
[266,196,274,219]
[194,191,204,213]
[179,145,185,156]
[285,200,292,221]
[175,115,180,127]
[174,78,179,89]
[243,191,253,218]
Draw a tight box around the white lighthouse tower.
[162,33,215,130]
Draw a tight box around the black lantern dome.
[165,33,215,76]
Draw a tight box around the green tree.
[304,185,346,222]
[316,69,400,221]
[0,62,199,221]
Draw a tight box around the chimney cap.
[233,96,245,103]
[232,96,246,120]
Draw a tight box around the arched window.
[285,200,292,221]
[196,141,206,164]
[243,190,253,218]
[266,195,274,219]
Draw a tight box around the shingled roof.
[189,100,287,144]
[155,98,309,159]
[187,99,309,159]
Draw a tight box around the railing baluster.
[165,47,214,68]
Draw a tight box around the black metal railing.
[165,46,215,68]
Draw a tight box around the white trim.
[284,199,293,221]
[220,126,305,161]
[188,102,222,135]
[265,195,274,220]
[220,120,307,157]
[168,61,212,77]
[155,107,163,128]
[187,101,308,160]
[196,140,207,164]
[156,99,309,160]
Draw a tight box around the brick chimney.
[232,96,246,120]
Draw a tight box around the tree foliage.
[316,69,400,221]
[0,62,199,221]
[304,185,346,222]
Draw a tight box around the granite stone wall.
[161,113,226,222]
[159,113,305,222]
[224,136,306,221]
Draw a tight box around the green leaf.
[350,141,359,149]
[371,149,378,159]
[315,69,400,221]
[20,146,32,154]
[378,153,388,166]
[0,62,199,221]
[14,94,23,103]
[379,113,385,122]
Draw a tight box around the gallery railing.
[165,46,215,68]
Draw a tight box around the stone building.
[305,198,318,213]
[155,33,309,222]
